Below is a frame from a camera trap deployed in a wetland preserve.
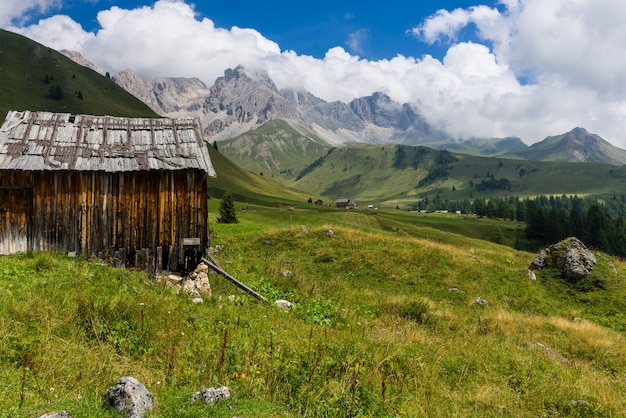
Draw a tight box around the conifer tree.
[217,192,239,223]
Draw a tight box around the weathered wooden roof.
[0,110,216,175]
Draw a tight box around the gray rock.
[167,274,183,285]
[529,237,596,281]
[38,412,71,418]
[191,386,231,404]
[474,297,488,306]
[275,299,294,308]
[195,263,209,274]
[103,376,153,418]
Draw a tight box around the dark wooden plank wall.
[0,171,32,254]
[0,169,208,272]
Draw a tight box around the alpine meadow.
[1,28,626,418]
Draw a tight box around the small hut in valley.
[0,110,216,272]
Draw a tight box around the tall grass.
[1,205,625,416]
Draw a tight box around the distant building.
[335,198,354,208]
[0,110,216,272]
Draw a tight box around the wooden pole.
[200,256,267,303]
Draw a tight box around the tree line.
[413,194,626,257]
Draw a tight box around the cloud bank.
[3,0,626,147]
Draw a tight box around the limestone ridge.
[112,70,210,115]
[112,65,447,146]
[60,50,103,74]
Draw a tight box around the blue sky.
[2,0,626,147]
[17,0,492,61]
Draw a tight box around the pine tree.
[217,192,239,223]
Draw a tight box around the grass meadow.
[1,200,625,417]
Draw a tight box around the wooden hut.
[0,110,216,273]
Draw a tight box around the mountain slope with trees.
[0,29,158,119]
[280,144,626,208]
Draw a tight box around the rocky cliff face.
[112,65,447,145]
[113,70,210,115]
[60,50,103,74]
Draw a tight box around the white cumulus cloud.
[2,0,626,147]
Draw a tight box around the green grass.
[221,142,626,208]
[2,199,626,417]
[217,119,331,178]
[0,29,158,118]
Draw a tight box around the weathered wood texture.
[0,111,216,272]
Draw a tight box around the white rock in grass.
[191,386,231,404]
[275,299,293,308]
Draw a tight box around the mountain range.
[107,64,626,168]
[1,28,625,206]
[112,65,449,146]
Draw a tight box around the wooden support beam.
[200,256,267,303]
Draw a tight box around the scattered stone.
[301,225,308,233]
[326,229,334,237]
[527,269,536,280]
[228,294,236,303]
[103,376,153,418]
[529,237,596,281]
[474,297,488,306]
[264,239,274,246]
[167,274,183,285]
[448,287,463,292]
[191,386,231,404]
[183,280,201,298]
[569,399,588,407]
[281,270,292,277]
[191,297,204,304]
[157,262,213,301]
[195,263,209,274]
[38,412,71,418]
[275,299,294,308]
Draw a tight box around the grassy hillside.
[284,144,626,208]
[502,128,626,165]
[2,198,626,416]
[206,145,316,205]
[0,29,158,118]
[217,120,331,178]
[429,136,528,157]
[1,144,624,416]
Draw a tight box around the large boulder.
[103,376,153,418]
[529,237,596,281]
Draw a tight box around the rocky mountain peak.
[113,69,209,114]
[107,64,446,145]
[60,50,102,74]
